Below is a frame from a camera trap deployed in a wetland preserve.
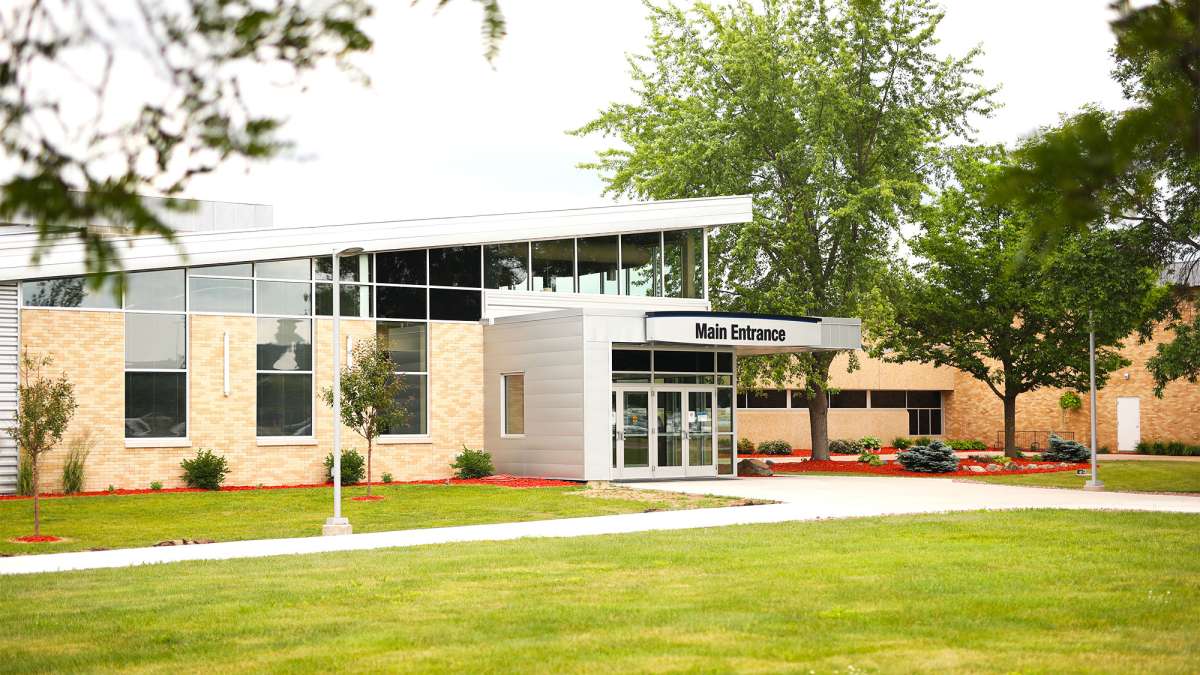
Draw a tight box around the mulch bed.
[0,475,578,502]
[10,535,63,543]
[768,459,1088,478]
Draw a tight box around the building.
[0,195,861,494]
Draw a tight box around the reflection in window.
[189,263,252,277]
[620,232,660,296]
[314,254,370,282]
[663,228,704,299]
[376,250,426,285]
[126,314,187,369]
[22,276,120,309]
[256,318,312,371]
[125,372,186,438]
[484,242,529,291]
[532,239,575,292]
[256,281,311,316]
[576,236,618,294]
[256,317,312,436]
[189,277,253,313]
[126,269,185,311]
[315,283,372,318]
[378,321,428,435]
[255,259,310,280]
[429,246,481,287]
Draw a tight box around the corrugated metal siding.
[0,282,18,495]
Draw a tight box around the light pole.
[1084,310,1104,491]
[323,245,364,535]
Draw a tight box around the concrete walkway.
[3,476,1198,576]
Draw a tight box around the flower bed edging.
[769,458,1087,478]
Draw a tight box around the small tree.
[6,352,77,536]
[321,337,407,496]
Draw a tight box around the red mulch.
[768,459,1087,478]
[11,535,63,543]
[0,475,579,502]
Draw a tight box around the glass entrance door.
[687,390,715,476]
[654,390,686,478]
[615,389,651,479]
[612,385,718,479]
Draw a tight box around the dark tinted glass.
[829,390,868,408]
[930,409,943,435]
[871,390,907,408]
[576,236,618,294]
[126,269,185,311]
[612,349,652,371]
[532,239,575,292]
[654,350,714,373]
[377,321,427,372]
[377,250,426,285]
[255,259,310,280]
[22,276,120,309]
[429,246,481,287]
[189,277,253,313]
[745,389,788,408]
[256,281,311,315]
[256,374,313,436]
[377,286,426,319]
[790,390,810,408]
[315,283,372,318]
[484,242,529,290]
[125,314,186,369]
[314,254,369,282]
[907,390,941,408]
[384,374,427,435]
[125,372,186,438]
[429,289,481,321]
[716,352,733,373]
[663,228,704,299]
[257,318,312,371]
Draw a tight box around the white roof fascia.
[0,195,752,282]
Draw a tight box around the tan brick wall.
[19,308,485,491]
[737,408,910,449]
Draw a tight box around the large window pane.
[576,236,618,294]
[717,352,734,373]
[871,390,907,408]
[429,288,481,321]
[830,390,868,408]
[429,246,481,287]
[22,276,120,309]
[376,250,426,285]
[654,350,714,373]
[385,374,428,435]
[745,389,787,408]
[717,387,734,433]
[484,242,529,290]
[189,263,252,277]
[790,390,811,408]
[907,390,941,408]
[620,232,661,296]
[377,286,426,320]
[189,277,253,313]
[377,321,427,372]
[257,318,312,371]
[531,239,575,292]
[717,435,734,475]
[256,374,313,436]
[256,281,311,315]
[663,228,704,299]
[125,372,186,438]
[255,259,310,280]
[314,254,370,282]
[126,269,185,311]
[125,314,186,369]
[612,349,651,372]
[503,373,525,435]
[315,283,372,318]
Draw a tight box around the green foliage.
[892,437,913,450]
[737,438,756,454]
[756,440,792,456]
[857,451,884,466]
[1043,435,1091,463]
[945,439,988,452]
[897,441,959,473]
[150,481,163,491]
[323,449,365,486]
[1136,440,1200,456]
[16,452,33,497]
[451,445,494,479]
[859,436,882,452]
[381,473,394,484]
[828,439,865,455]
[1058,392,1082,411]
[181,449,230,491]
[912,437,934,448]
[1148,317,1200,396]
[8,352,77,534]
[60,433,92,495]
[572,0,993,459]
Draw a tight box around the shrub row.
[1136,440,1200,456]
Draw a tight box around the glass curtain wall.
[532,239,575,293]
[576,236,619,294]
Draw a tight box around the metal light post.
[323,245,364,535]
[1085,310,1104,491]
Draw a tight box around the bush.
[1058,391,1082,411]
[16,451,33,497]
[828,439,864,455]
[150,481,163,491]
[892,437,912,450]
[451,445,494,479]
[381,472,394,484]
[1042,434,1090,462]
[859,436,882,451]
[1135,440,1200,456]
[912,436,934,447]
[180,448,229,490]
[756,439,792,455]
[61,433,92,495]
[897,440,959,473]
[945,438,987,452]
[323,449,366,485]
[857,450,883,466]
[737,438,756,454]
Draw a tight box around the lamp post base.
[322,517,353,536]
[1083,480,1105,492]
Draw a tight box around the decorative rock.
[986,464,1001,472]
[153,538,215,547]
[737,458,774,477]
[966,465,986,473]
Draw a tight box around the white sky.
[178,0,1129,227]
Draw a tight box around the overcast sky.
[180,0,1129,228]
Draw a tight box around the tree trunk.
[1003,394,1019,458]
[366,438,373,497]
[809,380,831,461]
[31,459,40,536]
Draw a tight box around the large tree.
[573,0,993,458]
[0,0,505,280]
[993,0,1199,395]
[876,148,1168,456]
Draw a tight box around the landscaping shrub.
[737,438,756,454]
[382,472,394,484]
[1135,440,1200,456]
[323,449,366,485]
[1058,391,1082,411]
[896,440,959,473]
[892,437,912,450]
[16,451,33,497]
[912,436,934,447]
[828,439,864,455]
[181,448,229,490]
[451,445,494,479]
[150,481,163,491]
[1043,434,1090,463]
[60,433,92,495]
[756,440,792,455]
[859,436,882,451]
[945,438,987,452]
[857,450,883,466]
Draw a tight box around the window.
[654,350,714,373]
[620,232,660,296]
[484,242,529,290]
[429,288,481,321]
[189,263,252,277]
[379,321,428,435]
[125,313,187,438]
[377,286,426,320]
[256,318,313,436]
[502,373,525,435]
[790,390,810,408]
[22,275,120,309]
[663,228,704,299]
[255,259,310,280]
[532,239,575,292]
[376,250,426,285]
[907,391,941,409]
[125,270,185,311]
[256,281,311,316]
[743,390,787,408]
[189,277,253,314]
[717,352,733,373]
[612,349,652,372]
[314,254,370,282]
[576,236,619,294]
[315,283,372,318]
[870,390,907,408]
[906,391,943,436]
[829,390,868,408]
[429,246,481,287]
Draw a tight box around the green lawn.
[973,461,1200,493]
[1,510,1197,673]
[0,484,739,556]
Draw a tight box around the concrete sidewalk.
[2,476,1197,576]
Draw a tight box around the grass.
[1,510,1197,672]
[0,484,740,556]
[973,461,1200,494]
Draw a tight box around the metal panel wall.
[0,282,18,494]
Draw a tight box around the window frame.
[254,315,316,441]
[378,320,431,442]
[123,309,190,446]
[500,372,526,438]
